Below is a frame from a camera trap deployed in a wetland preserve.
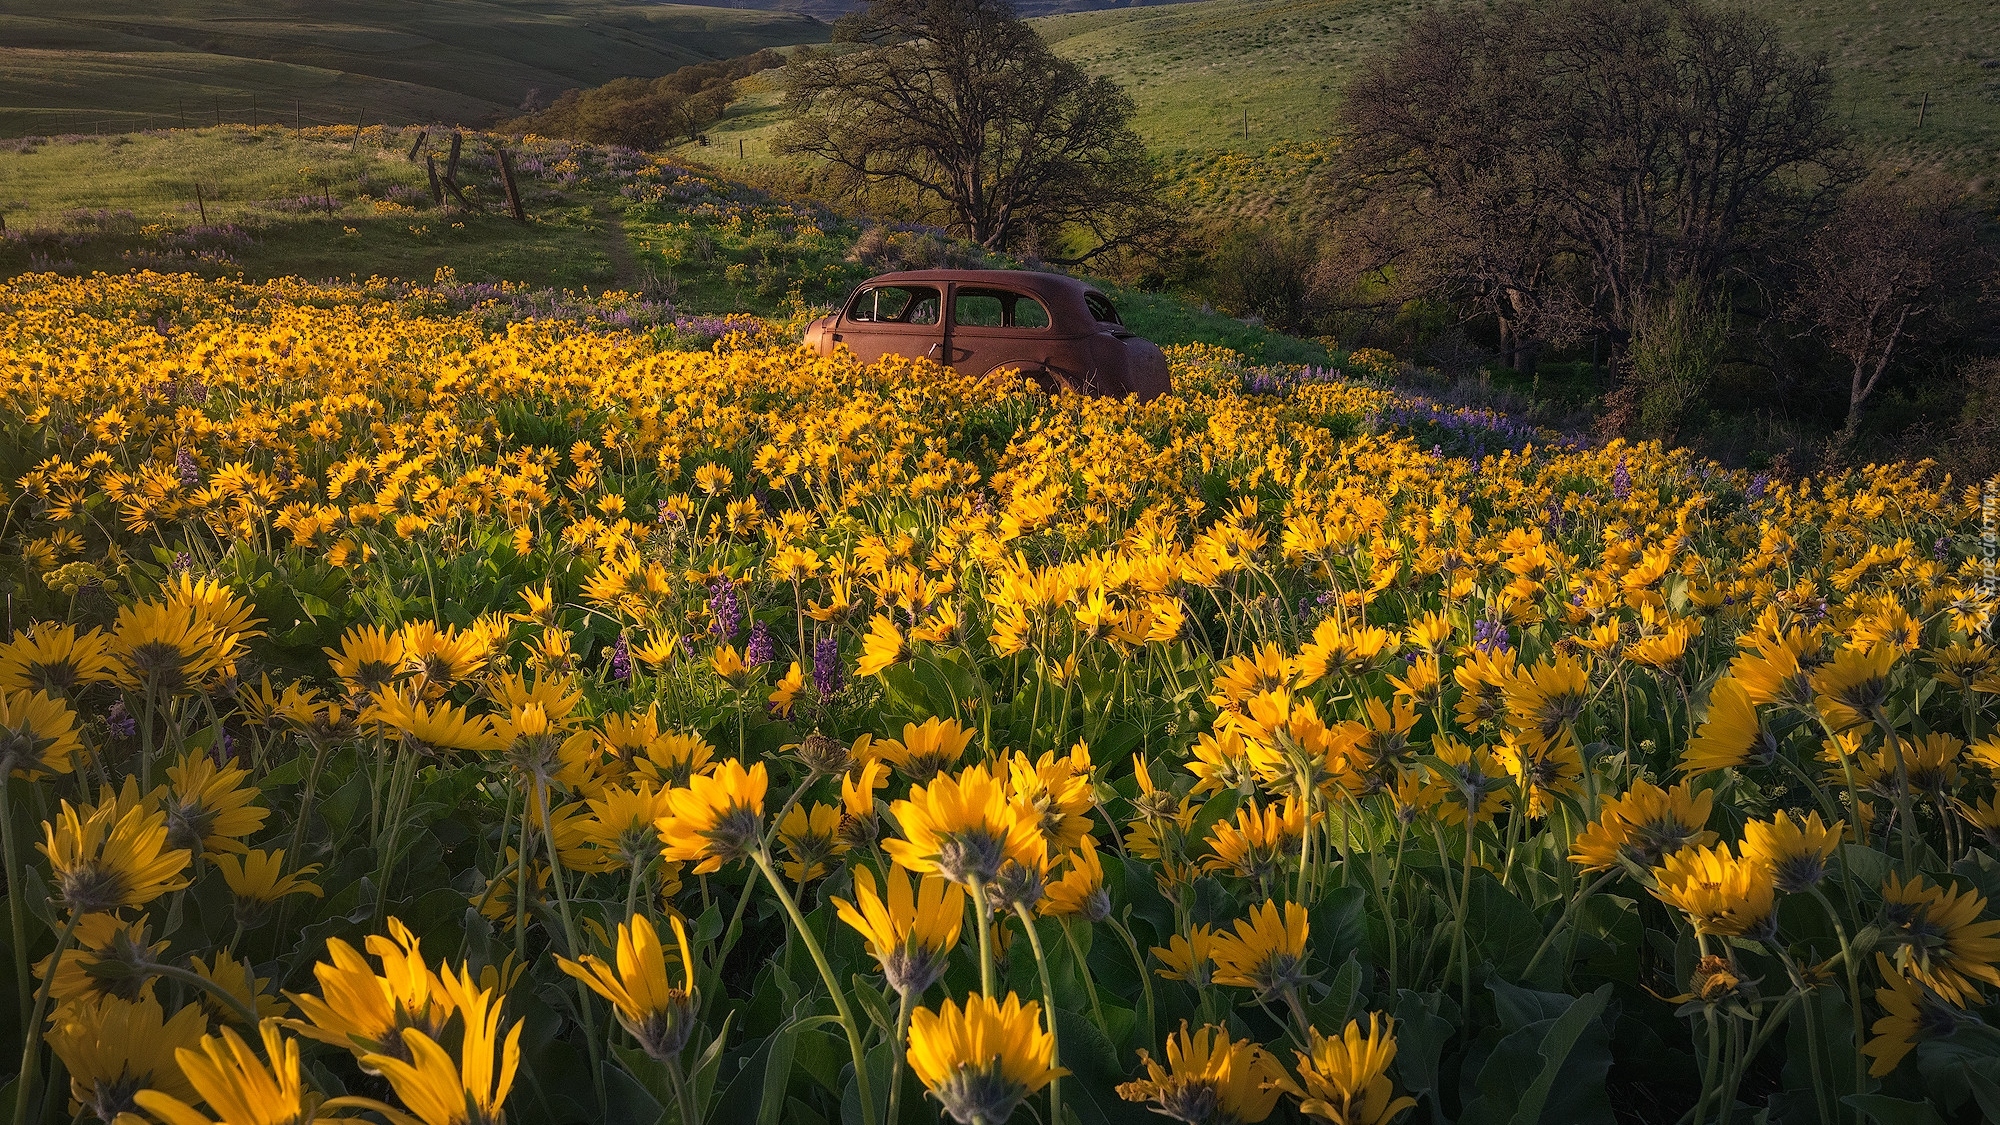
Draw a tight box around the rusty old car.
[803,269,1171,399]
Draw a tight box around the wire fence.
[0,95,488,141]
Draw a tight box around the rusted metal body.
[804,269,1171,400]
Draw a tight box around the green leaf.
[1841,844,1893,893]
[1463,870,1544,976]
[1307,885,1368,967]
[1052,1005,1152,1125]
[757,1014,802,1125]
[1389,990,1453,1114]
[1509,985,1613,1125]
[1841,1094,1948,1125]
[849,974,892,1036]
[1459,983,1615,1125]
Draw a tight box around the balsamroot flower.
[1209,900,1311,999]
[40,797,192,915]
[1860,953,1962,1078]
[283,917,457,1065]
[1879,873,2000,1006]
[908,992,1065,1125]
[558,913,700,1062]
[1739,811,1841,894]
[1117,1022,1286,1125]
[1040,836,1109,921]
[0,686,83,779]
[1568,778,1715,871]
[883,763,1045,886]
[0,621,116,695]
[877,715,976,785]
[47,993,206,1125]
[833,864,965,996]
[134,1019,319,1125]
[1650,843,1777,939]
[656,758,767,873]
[1680,676,1770,774]
[1272,1013,1415,1125]
[1810,644,1898,732]
[353,968,521,1125]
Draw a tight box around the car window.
[1084,292,1122,326]
[953,287,1052,330]
[954,291,1006,327]
[849,285,942,325]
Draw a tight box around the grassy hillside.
[1036,0,1407,152]
[0,125,1329,364]
[680,0,1997,226]
[0,1,829,138]
[1036,0,2000,174]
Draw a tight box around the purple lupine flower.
[812,635,842,696]
[172,551,194,573]
[106,701,136,739]
[1933,536,1950,563]
[176,448,201,488]
[744,621,774,667]
[657,500,682,526]
[1472,618,1510,654]
[610,634,632,683]
[1611,457,1631,501]
[708,578,741,639]
[214,728,235,767]
[1748,473,1770,500]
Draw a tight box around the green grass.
[1036,0,1409,153]
[1036,0,2000,179]
[0,128,636,290]
[684,0,1999,224]
[0,125,1328,370]
[0,1,829,138]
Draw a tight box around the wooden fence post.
[495,145,527,223]
[194,182,208,225]
[426,155,444,205]
[406,129,428,163]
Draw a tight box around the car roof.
[856,269,1099,298]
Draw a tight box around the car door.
[945,284,1056,384]
[835,283,945,365]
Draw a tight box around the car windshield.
[848,285,941,325]
[953,287,1051,329]
[1084,291,1122,326]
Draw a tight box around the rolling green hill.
[0,1,829,138]
[681,0,1997,221]
[1033,0,2000,171]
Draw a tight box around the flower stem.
[887,990,912,1125]
[146,960,262,1028]
[13,910,81,1125]
[1012,904,1062,1125]
[754,847,877,1125]
[1,775,30,1030]
[1107,913,1157,1057]
[1057,918,1106,1034]
[970,875,996,999]
[1809,886,1868,1107]
[1522,869,1621,982]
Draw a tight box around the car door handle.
[926,343,943,359]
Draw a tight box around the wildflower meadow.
[2,269,1998,1125]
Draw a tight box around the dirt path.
[597,204,639,290]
